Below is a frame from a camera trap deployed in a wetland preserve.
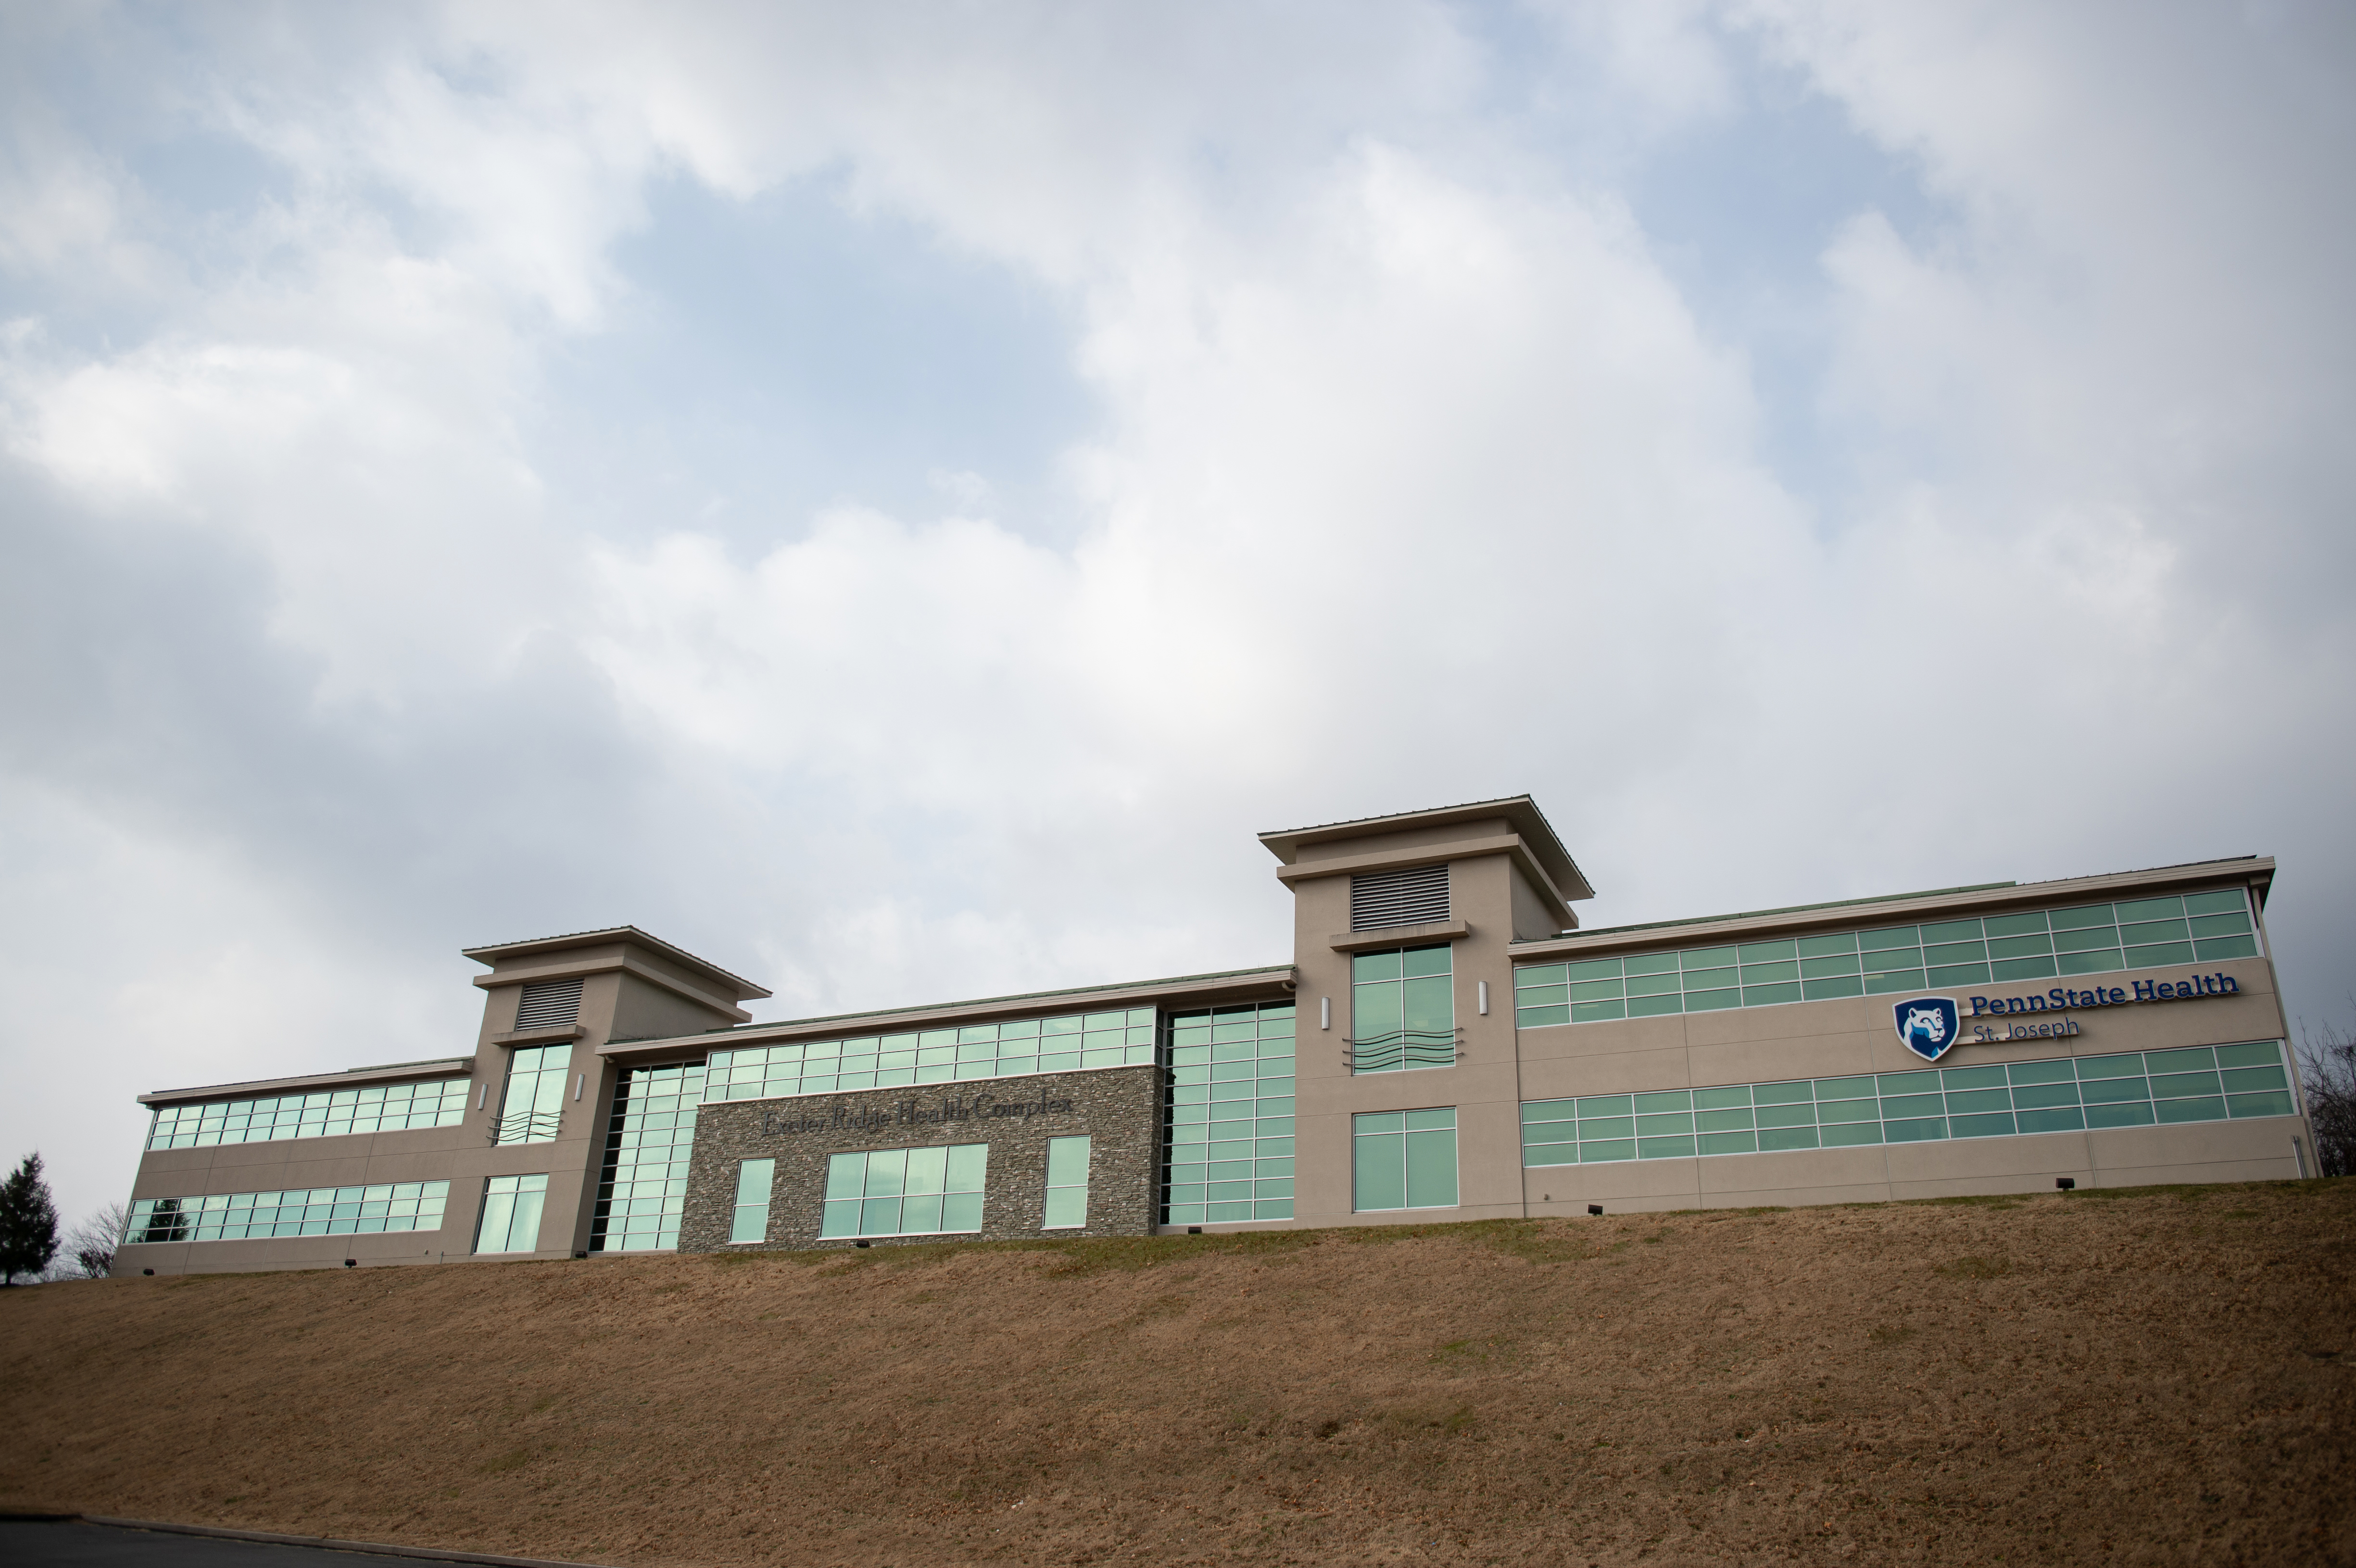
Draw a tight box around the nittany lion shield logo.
[1893,997,1960,1062]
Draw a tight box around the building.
[117,797,2317,1274]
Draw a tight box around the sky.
[3,1,2352,1229]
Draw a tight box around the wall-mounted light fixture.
[574,1073,584,1102]
[1320,997,1331,1030]
[1477,980,1489,1016]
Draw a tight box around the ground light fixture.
[1588,1204,1604,1216]
[2056,1177,2077,1191]
[343,1258,356,1267]
[854,1240,871,1247]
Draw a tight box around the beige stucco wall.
[119,947,742,1275]
[1249,819,2305,1234]
[1291,844,1536,1229]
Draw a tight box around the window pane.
[945,1143,990,1192]
[2193,934,2258,960]
[1403,1129,1458,1208]
[2174,889,2239,918]
[1402,945,1452,978]
[1046,1135,1091,1188]
[824,1154,866,1201]
[1401,974,1453,1034]
[2112,896,2183,923]
[1354,1130,1406,1211]
[903,1146,949,1195]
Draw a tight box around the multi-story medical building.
[117,797,2317,1274]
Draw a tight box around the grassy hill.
[4,1180,2352,1567]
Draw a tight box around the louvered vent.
[513,978,584,1031]
[1350,864,1450,931]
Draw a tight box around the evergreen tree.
[0,1152,61,1285]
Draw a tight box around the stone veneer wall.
[679,1064,1161,1252]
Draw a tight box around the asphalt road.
[0,1520,538,1568]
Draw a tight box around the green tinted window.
[1355,1107,1457,1210]
[2113,896,2184,923]
[819,1144,987,1239]
[1520,1041,2285,1169]
[1043,1136,1091,1229]
[729,1159,774,1244]
[592,1059,706,1254]
[127,1181,452,1245]
[1164,999,1294,1227]
[143,1078,470,1152]
[2182,889,2248,917]
[1526,888,2247,1029]
[1354,945,1455,1073]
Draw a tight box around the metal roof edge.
[1510,856,2273,955]
[139,1057,474,1107]
[604,962,1297,1052]
[461,925,772,1000]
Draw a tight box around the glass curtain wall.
[1516,890,2261,1027]
[145,1079,470,1149]
[706,1008,1156,1100]
[127,1182,449,1242]
[1350,946,1456,1071]
[1163,1001,1294,1225]
[591,1059,706,1253]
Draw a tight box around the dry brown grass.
[4,1179,2352,1567]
